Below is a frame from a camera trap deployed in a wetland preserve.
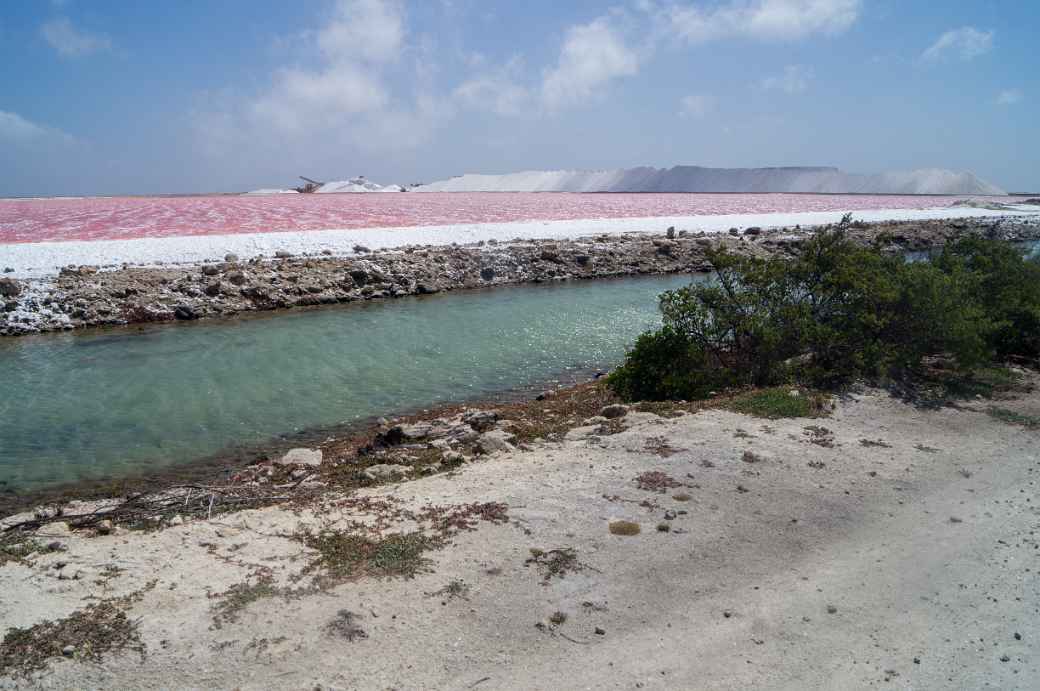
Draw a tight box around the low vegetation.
[325,610,367,641]
[298,530,436,583]
[209,570,315,628]
[723,388,830,419]
[0,589,150,678]
[0,538,41,567]
[987,407,1040,430]
[609,219,1040,403]
[524,547,587,583]
[608,521,641,536]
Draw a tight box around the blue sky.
[1,0,1036,196]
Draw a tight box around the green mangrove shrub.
[609,229,1038,401]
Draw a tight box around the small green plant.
[725,388,828,419]
[299,530,436,583]
[987,407,1040,430]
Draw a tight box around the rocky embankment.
[3,217,1038,336]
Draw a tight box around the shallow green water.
[0,275,696,492]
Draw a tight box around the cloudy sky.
[1,0,1036,196]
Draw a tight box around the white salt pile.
[418,166,1005,195]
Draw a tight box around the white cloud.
[193,0,450,166]
[253,0,404,134]
[251,66,389,133]
[679,93,714,118]
[40,17,111,58]
[454,58,531,116]
[317,0,404,63]
[542,17,640,109]
[761,64,812,93]
[922,27,993,62]
[996,89,1023,106]
[664,0,860,43]
[0,110,73,144]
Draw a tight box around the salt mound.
[418,166,1005,196]
[317,177,404,193]
[245,188,299,195]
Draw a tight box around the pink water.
[0,192,984,244]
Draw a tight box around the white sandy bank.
[2,205,1039,279]
[2,383,1037,688]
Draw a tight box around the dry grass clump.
[325,610,367,641]
[0,597,145,678]
[524,547,588,584]
[608,520,641,536]
[209,569,316,628]
[644,436,684,457]
[635,471,682,493]
[0,537,41,567]
[429,579,470,601]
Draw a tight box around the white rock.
[443,450,466,464]
[477,429,517,454]
[39,521,72,538]
[276,448,323,466]
[363,463,411,481]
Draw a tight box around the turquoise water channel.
[0,274,696,492]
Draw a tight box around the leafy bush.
[935,237,1040,360]
[609,227,1038,402]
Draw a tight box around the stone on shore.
[600,404,630,419]
[477,429,517,454]
[462,409,499,432]
[363,463,411,481]
[0,278,22,298]
[276,448,323,467]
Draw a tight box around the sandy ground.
[1,386,1038,689]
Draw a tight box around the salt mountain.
[418,166,1005,195]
